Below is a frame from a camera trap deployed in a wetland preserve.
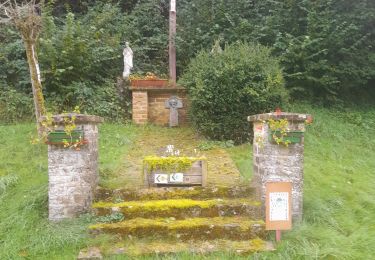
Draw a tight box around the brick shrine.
[130,80,189,126]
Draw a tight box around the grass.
[227,143,253,180]
[1,104,375,259]
[0,123,139,259]
[231,104,375,259]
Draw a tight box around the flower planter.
[268,130,303,144]
[143,156,207,187]
[46,130,88,145]
[130,79,169,87]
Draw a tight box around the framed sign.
[169,173,184,183]
[266,182,292,230]
[154,174,169,184]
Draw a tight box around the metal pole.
[169,0,176,86]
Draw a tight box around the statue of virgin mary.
[123,41,133,79]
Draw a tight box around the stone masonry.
[47,114,103,221]
[131,84,188,126]
[248,112,311,222]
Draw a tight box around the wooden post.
[201,160,208,187]
[276,230,282,242]
[169,0,176,86]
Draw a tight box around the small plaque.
[169,173,184,183]
[265,182,292,230]
[269,192,289,221]
[154,174,168,184]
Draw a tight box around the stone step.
[89,216,265,241]
[99,238,274,256]
[93,198,261,219]
[95,185,256,202]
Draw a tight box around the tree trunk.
[24,39,46,137]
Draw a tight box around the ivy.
[143,156,205,173]
[268,118,292,146]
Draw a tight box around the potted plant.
[37,108,89,149]
[268,118,304,146]
[46,129,88,147]
[129,72,169,87]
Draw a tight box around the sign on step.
[154,173,184,184]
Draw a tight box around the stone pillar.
[47,114,104,221]
[248,112,311,222]
[132,90,148,124]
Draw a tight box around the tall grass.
[229,104,375,259]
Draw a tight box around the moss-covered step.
[89,217,265,241]
[99,238,274,256]
[95,185,256,202]
[93,198,261,219]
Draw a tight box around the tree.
[0,0,46,135]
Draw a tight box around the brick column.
[248,112,311,222]
[47,114,103,221]
[132,90,148,124]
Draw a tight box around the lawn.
[0,104,374,259]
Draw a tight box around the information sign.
[266,182,292,230]
[154,174,169,184]
[169,173,184,183]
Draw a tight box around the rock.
[113,247,126,255]
[77,247,102,259]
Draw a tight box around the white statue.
[123,41,133,79]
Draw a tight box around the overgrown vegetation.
[177,0,375,102]
[143,155,205,172]
[1,0,374,122]
[180,42,288,143]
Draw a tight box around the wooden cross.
[169,0,176,86]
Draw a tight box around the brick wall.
[131,88,189,126]
[132,91,148,125]
[148,91,188,126]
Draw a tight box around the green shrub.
[0,88,33,123]
[180,42,288,143]
[46,80,130,122]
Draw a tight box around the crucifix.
[165,96,183,127]
[169,0,177,86]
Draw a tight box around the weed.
[95,212,125,223]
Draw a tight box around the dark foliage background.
[0,0,374,122]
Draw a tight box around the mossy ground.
[100,125,243,189]
[89,216,265,240]
[95,185,256,202]
[93,198,260,211]
[93,198,261,219]
[98,238,272,256]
